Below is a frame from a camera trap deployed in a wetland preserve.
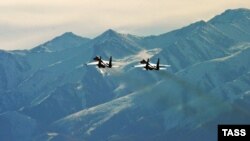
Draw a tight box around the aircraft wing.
[159,65,171,67]
[141,67,166,70]
[86,62,98,65]
[149,62,157,66]
[102,60,109,63]
[149,63,170,67]
[134,64,146,67]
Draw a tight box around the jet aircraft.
[134,58,170,70]
[86,56,119,68]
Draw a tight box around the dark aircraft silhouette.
[134,58,170,70]
[86,56,119,68]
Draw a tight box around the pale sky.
[0,0,250,50]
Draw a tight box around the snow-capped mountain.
[31,32,90,53]
[0,8,250,141]
[91,29,142,58]
[209,8,250,42]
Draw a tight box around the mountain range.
[0,8,250,141]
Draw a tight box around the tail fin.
[98,56,102,67]
[156,58,160,70]
[145,58,150,70]
[109,56,112,68]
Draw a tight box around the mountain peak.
[57,32,85,40]
[31,32,90,52]
[209,8,250,24]
[101,29,119,37]
[189,20,207,27]
[224,8,250,14]
[60,32,76,37]
[93,29,122,43]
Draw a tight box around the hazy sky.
[0,0,250,50]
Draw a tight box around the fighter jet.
[86,56,118,68]
[134,58,170,70]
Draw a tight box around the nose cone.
[140,59,147,64]
[93,56,100,61]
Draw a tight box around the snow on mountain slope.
[113,48,161,71]
[50,74,232,141]
[209,8,250,42]
[91,29,142,58]
[21,83,86,124]
[177,43,250,92]
[141,20,236,72]
[211,71,250,102]
[0,35,93,112]
[0,8,250,141]
[53,92,133,134]
[49,43,250,141]
[47,9,250,141]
